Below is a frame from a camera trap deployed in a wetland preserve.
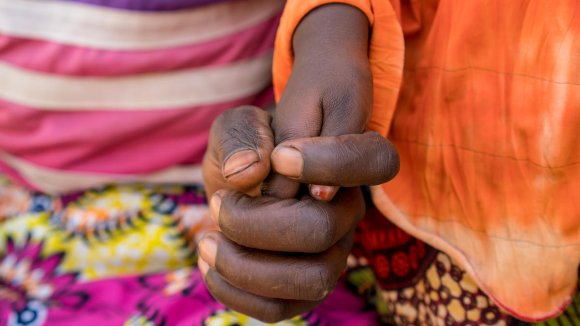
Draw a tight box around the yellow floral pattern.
[0,178,211,281]
[204,310,310,326]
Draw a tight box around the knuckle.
[306,264,335,300]
[313,224,336,253]
[217,192,241,231]
[203,269,220,294]
[299,204,336,252]
[257,302,287,323]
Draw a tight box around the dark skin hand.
[200,4,400,323]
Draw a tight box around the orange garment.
[273,0,580,321]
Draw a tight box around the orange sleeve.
[272,0,405,136]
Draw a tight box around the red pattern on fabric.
[353,204,437,290]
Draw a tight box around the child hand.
[272,3,374,201]
[203,4,377,201]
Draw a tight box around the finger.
[198,231,353,301]
[199,257,322,323]
[209,187,364,253]
[260,172,301,199]
[202,106,274,198]
[271,131,399,187]
[309,185,339,202]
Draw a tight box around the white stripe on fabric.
[0,0,283,50]
[0,53,272,110]
[0,151,204,194]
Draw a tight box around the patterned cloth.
[350,204,514,325]
[0,175,378,326]
[4,173,578,326]
[349,204,580,326]
[2,176,579,326]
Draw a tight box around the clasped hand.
[199,4,399,322]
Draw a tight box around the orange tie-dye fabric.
[273,0,580,321]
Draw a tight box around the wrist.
[292,3,370,66]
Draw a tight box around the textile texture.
[0,175,378,326]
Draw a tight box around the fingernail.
[198,236,217,268]
[209,193,222,225]
[271,146,303,178]
[198,257,210,275]
[223,150,259,178]
[310,185,339,202]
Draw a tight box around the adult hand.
[199,4,400,322]
[202,105,274,199]
[199,131,398,322]
[200,110,399,323]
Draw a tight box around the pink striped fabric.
[0,90,273,174]
[0,0,281,194]
[0,15,279,77]
[57,0,231,11]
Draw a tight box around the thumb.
[202,106,274,199]
[271,132,400,187]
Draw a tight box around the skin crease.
[200,4,400,323]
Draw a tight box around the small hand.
[271,3,374,201]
